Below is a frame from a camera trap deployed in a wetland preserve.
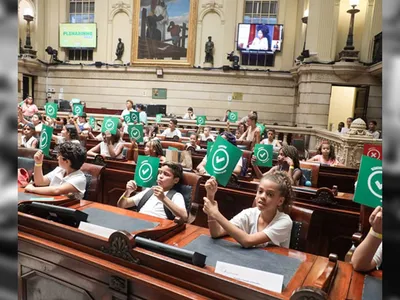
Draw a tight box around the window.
[68,0,95,61]
[244,0,278,24]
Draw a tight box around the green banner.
[101,116,119,135]
[123,113,131,123]
[45,103,58,119]
[134,155,160,188]
[89,116,96,129]
[228,112,238,122]
[205,135,243,186]
[128,124,144,143]
[130,111,140,123]
[73,104,84,116]
[353,155,382,208]
[256,123,265,134]
[156,114,163,123]
[197,116,206,126]
[254,144,273,167]
[39,124,54,156]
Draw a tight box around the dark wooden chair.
[80,163,105,203]
[300,161,320,187]
[181,171,202,224]
[251,199,314,252]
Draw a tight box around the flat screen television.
[237,23,283,53]
[59,23,97,48]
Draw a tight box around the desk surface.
[18,187,70,203]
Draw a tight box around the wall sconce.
[339,0,360,61]
[22,7,37,58]
[156,68,163,78]
[296,8,310,63]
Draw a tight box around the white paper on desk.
[215,261,284,293]
[78,222,116,239]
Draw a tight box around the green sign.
[228,112,238,122]
[128,124,144,143]
[45,103,58,118]
[123,113,131,123]
[156,114,163,123]
[353,155,382,208]
[130,111,140,123]
[205,136,243,186]
[73,104,84,116]
[168,146,179,151]
[18,100,25,106]
[134,155,160,188]
[197,116,206,126]
[256,123,265,134]
[39,124,54,156]
[89,116,96,129]
[206,141,214,158]
[101,116,119,135]
[254,144,273,167]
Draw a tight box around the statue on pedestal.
[204,36,214,67]
[115,38,124,63]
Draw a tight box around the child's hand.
[104,131,112,143]
[203,196,219,219]
[34,150,44,164]
[152,186,165,201]
[25,184,35,193]
[369,206,382,234]
[285,157,294,167]
[126,180,137,193]
[205,176,218,198]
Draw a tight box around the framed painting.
[131,0,198,66]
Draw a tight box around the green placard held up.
[156,114,163,123]
[197,116,206,126]
[353,155,382,208]
[205,135,243,186]
[123,113,131,124]
[89,116,96,129]
[130,111,140,123]
[39,124,54,157]
[45,103,58,119]
[256,123,265,134]
[254,144,273,167]
[228,112,238,122]
[73,104,84,116]
[134,155,160,188]
[206,141,214,157]
[128,124,144,143]
[101,116,119,135]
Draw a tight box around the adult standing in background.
[368,120,381,139]
[20,96,38,120]
[340,117,353,134]
[222,109,231,122]
[136,104,147,125]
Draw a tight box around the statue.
[115,38,124,61]
[204,36,214,66]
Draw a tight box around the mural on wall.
[131,0,197,66]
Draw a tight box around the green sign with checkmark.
[45,103,58,119]
[89,116,96,129]
[228,112,238,122]
[156,114,163,123]
[128,124,144,143]
[101,116,119,135]
[130,111,140,123]
[256,123,265,134]
[206,141,214,158]
[134,155,160,188]
[73,104,84,116]
[123,113,131,123]
[254,144,273,167]
[197,116,206,126]
[39,124,54,156]
[353,155,382,208]
[205,135,242,186]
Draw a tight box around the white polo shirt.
[45,167,87,200]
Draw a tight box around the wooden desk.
[19,201,362,300]
[18,187,70,204]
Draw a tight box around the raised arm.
[87,143,101,157]
[153,186,188,222]
[117,180,137,208]
[32,150,50,187]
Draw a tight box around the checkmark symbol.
[375,181,382,190]
[216,156,225,164]
[259,152,266,158]
[142,168,149,175]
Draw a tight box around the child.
[186,133,200,150]
[117,162,187,221]
[199,126,215,141]
[141,139,166,163]
[252,145,302,186]
[203,172,293,248]
[161,119,182,138]
[24,142,87,200]
[239,112,261,150]
[20,123,38,149]
[87,130,124,158]
[52,125,81,145]
[307,141,340,166]
[75,112,91,135]
[260,129,281,150]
